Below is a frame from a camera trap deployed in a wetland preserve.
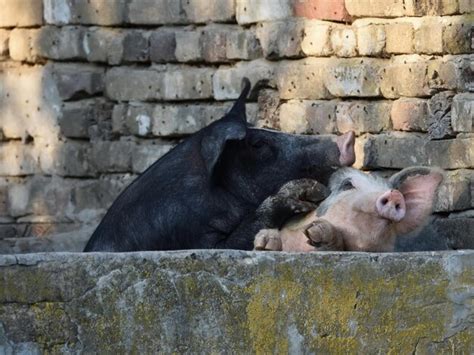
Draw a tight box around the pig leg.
[304,219,344,251]
[254,229,282,251]
[217,179,328,250]
[257,179,329,228]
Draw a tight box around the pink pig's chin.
[375,190,406,222]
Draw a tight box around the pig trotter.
[254,229,282,251]
[304,219,344,251]
[257,179,329,227]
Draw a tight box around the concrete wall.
[0,250,473,353]
[0,0,472,252]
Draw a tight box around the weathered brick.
[0,0,43,27]
[0,30,8,59]
[52,63,105,101]
[426,138,474,169]
[175,29,203,62]
[152,104,234,136]
[236,0,292,25]
[356,133,428,169]
[459,0,474,13]
[72,175,133,217]
[39,141,94,177]
[83,27,124,64]
[256,19,305,59]
[336,101,391,134]
[90,141,134,173]
[433,217,474,250]
[131,143,175,173]
[346,0,459,17]
[325,58,384,97]
[112,103,154,137]
[381,55,431,98]
[184,0,235,23]
[150,30,176,63]
[8,29,41,62]
[201,25,231,63]
[226,28,262,60]
[105,67,162,102]
[108,66,212,102]
[9,26,86,62]
[354,20,386,56]
[162,67,214,100]
[214,59,276,100]
[128,0,184,25]
[414,17,443,54]
[451,93,474,132]
[391,98,429,131]
[427,91,455,139]
[0,64,61,141]
[442,15,473,54]
[427,55,474,92]
[292,0,351,22]
[7,176,73,218]
[330,26,357,57]
[385,22,414,54]
[277,58,331,100]
[122,30,150,63]
[345,0,406,17]
[409,0,459,16]
[300,20,332,56]
[0,143,38,176]
[44,0,127,25]
[59,99,113,139]
[279,100,337,134]
[129,0,235,25]
[435,170,473,212]
[256,89,280,129]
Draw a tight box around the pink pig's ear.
[389,167,444,235]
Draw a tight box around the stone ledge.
[0,250,472,353]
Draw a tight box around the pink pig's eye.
[340,179,355,191]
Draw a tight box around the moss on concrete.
[0,251,472,353]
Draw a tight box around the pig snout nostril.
[381,198,388,205]
[395,204,400,210]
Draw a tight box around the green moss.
[245,259,453,353]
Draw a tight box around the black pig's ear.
[226,77,251,123]
[201,120,246,175]
[200,78,251,174]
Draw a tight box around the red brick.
[292,0,351,22]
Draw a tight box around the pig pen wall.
[1,250,473,353]
[0,0,473,253]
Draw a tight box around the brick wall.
[0,0,472,252]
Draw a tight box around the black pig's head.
[199,78,355,203]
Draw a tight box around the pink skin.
[255,167,444,253]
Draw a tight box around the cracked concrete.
[0,250,473,353]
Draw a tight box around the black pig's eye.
[249,138,266,149]
[340,179,354,191]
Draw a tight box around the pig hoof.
[304,220,343,251]
[254,229,282,251]
[278,179,329,203]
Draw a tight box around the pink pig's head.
[316,167,444,252]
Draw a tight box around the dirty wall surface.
[0,0,472,252]
[0,250,473,353]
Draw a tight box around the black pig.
[84,79,355,252]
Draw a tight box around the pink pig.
[254,167,444,252]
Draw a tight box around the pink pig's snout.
[375,190,406,222]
